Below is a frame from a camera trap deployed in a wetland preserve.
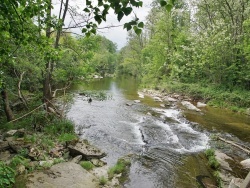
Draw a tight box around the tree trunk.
[1,89,14,121]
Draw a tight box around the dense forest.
[117,0,250,112]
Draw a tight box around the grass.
[204,149,222,187]
[80,161,95,171]
[99,176,108,185]
[108,158,131,181]
[205,149,220,170]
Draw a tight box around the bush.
[0,162,15,188]
[80,161,94,171]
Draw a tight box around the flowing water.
[67,76,250,188]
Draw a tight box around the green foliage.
[205,149,220,170]
[108,158,131,180]
[99,176,108,185]
[0,162,15,188]
[58,133,77,143]
[213,171,223,188]
[44,119,74,135]
[53,158,65,165]
[10,156,30,170]
[80,161,95,171]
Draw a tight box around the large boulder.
[25,162,99,188]
[215,151,233,171]
[68,141,106,159]
[240,159,250,170]
[181,101,201,112]
[228,178,244,188]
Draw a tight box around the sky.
[52,0,153,49]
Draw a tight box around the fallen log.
[218,137,250,155]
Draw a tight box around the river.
[67,76,250,188]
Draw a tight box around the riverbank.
[140,81,250,115]
[0,118,130,187]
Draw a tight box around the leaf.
[123,7,132,16]
[86,0,91,6]
[138,1,143,7]
[82,28,87,33]
[135,28,142,35]
[90,29,96,34]
[85,32,91,37]
[98,0,103,6]
[160,0,167,7]
[138,22,144,28]
[118,11,124,22]
[94,15,102,24]
[166,4,173,12]
[83,8,90,12]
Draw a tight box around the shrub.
[0,162,15,188]
[80,161,94,171]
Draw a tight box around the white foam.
[153,108,209,153]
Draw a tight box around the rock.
[146,112,152,116]
[4,136,15,142]
[6,130,18,137]
[90,159,106,167]
[25,162,98,188]
[0,141,10,151]
[8,140,31,153]
[245,108,250,116]
[16,164,26,175]
[134,100,141,103]
[160,104,165,108]
[126,103,133,106]
[138,92,144,98]
[215,151,233,171]
[228,178,244,188]
[0,150,11,161]
[68,141,106,159]
[5,129,25,138]
[197,102,207,108]
[240,159,250,170]
[181,101,201,112]
[166,97,177,102]
[39,160,54,167]
[71,155,82,164]
[153,96,162,102]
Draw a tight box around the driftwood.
[218,137,250,155]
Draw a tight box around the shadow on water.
[67,76,250,188]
